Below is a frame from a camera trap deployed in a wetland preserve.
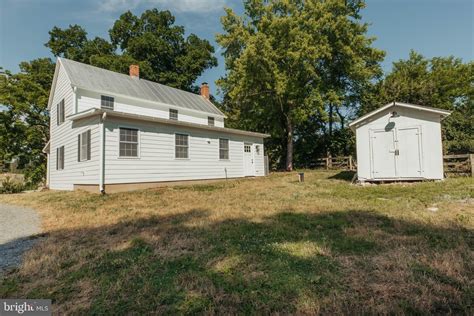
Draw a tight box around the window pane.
[170,109,178,120]
[208,117,215,126]
[101,95,114,110]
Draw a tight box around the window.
[244,144,251,153]
[78,130,91,161]
[56,146,64,170]
[208,116,215,126]
[175,134,188,159]
[101,95,114,110]
[57,99,65,125]
[169,109,178,120]
[219,138,229,160]
[119,128,138,157]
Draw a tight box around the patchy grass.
[0,170,473,314]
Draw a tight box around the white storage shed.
[349,102,451,182]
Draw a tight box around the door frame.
[243,142,255,176]
[369,125,424,180]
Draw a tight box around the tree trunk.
[327,103,333,157]
[286,116,293,171]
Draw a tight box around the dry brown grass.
[0,170,473,314]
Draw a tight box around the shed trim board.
[351,102,451,182]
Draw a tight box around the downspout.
[99,112,107,194]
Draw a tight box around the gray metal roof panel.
[59,58,224,116]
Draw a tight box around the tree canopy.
[46,8,217,91]
[361,50,473,154]
[217,0,384,170]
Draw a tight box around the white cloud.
[99,0,228,13]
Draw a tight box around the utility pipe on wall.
[99,112,107,194]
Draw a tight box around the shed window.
[78,130,91,161]
[56,146,64,170]
[175,134,188,159]
[119,128,138,157]
[57,99,65,125]
[169,109,178,120]
[101,95,114,110]
[244,144,251,153]
[219,138,229,160]
[208,117,215,126]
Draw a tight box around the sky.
[0,0,473,100]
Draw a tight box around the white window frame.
[169,109,178,120]
[56,146,64,170]
[57,99,65,125]
[118,127,140,159]
[175,133,189,159]
[219,138,230,160]
[78,130,91,162]
[208,116,215,126]
[101,95,114,110]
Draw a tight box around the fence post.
[349,155,353,170]
[470,154,474,177]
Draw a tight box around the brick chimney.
[200,82,210,99]
[129,64,139,79]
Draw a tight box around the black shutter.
[87,130,91,160]
[61,147,64,170]
[57,103,59,126]
[56,147,59,170]
[78,134,81,162]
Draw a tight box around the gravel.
[0,203,41,274]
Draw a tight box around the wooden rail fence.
[314,156,356,171]
[443,154,473,177]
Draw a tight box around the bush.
[0,176,25,194]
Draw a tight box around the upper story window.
[208,116,215,126]
[56,146,64,170]
[219,138,229,160]
[57,99,65,125]
[101,95,114,110]
[119,128,138,157]
[78,130,91,162]
[175,133,189,159]
[169,109,178,120]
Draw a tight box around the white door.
[397,127,422,178]
[370,129,397,178]
[243,143,254,176]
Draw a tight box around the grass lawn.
[0,170,473,314]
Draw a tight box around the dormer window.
[208,116,215,126]
[101,95,114,110]
[169,109,178,120]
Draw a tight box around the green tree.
[217,0,384,170]
[361,51,473,153]
[0,58,55,185]
[46,8,217,91]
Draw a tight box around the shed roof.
[349,102,451,130]
[56,58,225,117]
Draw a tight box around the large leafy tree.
[217,0,384,170]
[361,51,473,153]
[0,59,55,184]
[46,9,217,91]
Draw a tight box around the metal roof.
[59,58,225,117]
[67,108,270,139]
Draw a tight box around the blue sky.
[0,0,472,99]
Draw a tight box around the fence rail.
[313,156,356,171]
[443,154,473,177]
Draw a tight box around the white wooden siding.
[49,64,100,190]
[77,89,225,127]
[103,117,264,184]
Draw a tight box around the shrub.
[0,176,25,194]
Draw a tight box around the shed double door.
[370,127,422,179]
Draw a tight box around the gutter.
[99,112,107,194]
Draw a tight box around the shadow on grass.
[328,171,357,182]
[1,210,471,314]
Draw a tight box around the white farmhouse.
[349,102,451,182]
[43,58,269,193]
